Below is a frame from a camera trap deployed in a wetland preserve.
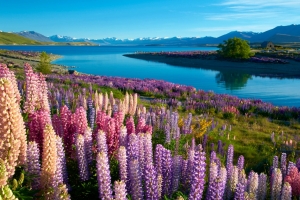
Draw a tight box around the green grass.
[0,32,43,45]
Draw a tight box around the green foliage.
[218,37,255,59]
[37,52,52,74]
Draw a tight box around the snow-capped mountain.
[16,24,300,45]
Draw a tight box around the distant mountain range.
[14,24,300,46]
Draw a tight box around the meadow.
[0,50,300,199]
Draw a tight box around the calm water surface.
[1,46,300,107]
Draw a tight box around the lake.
[1,45,300,107]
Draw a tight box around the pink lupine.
[75,106,88,135]
[114,180,127,200]
[136,116,146,134]
[28,110,51,153]
[126,116,135,135]
[285,166,300,196]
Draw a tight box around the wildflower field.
[0,61,300,200]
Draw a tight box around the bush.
[37,52,52,74]
[218,37,254,59]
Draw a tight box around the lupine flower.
[237,155,244,171]
[206,161,218,199]
[226,166,238,200]
[144,164,159,199]
[75,106,88,135]
[137,133,145,179]
[119,126,127,147]
[257,173,267,200]
[0,78,23,178]
[114,180,127,200]
[40,124,57,197]
[126,116,135,135]
[136,116,146,134]
[75,134,90,181]
[96,151,113,200]
[128,159,143,199]
[171,155,183,193]
[26,141,41,189]
[281,182,292,200]
[143,133,153,165]
[118,146,128,189]
[127,134,139,160]
[247,171,258,199]
[281,153,287,179]
[55,136,68,187]
[84,127,93,166]
[96,130,108,154]
[0,185,18,199]
[273,156,279,169]
[189,151,206,200]
[162,148,173,197]
[271,168,282,200]
[284,166,300,196]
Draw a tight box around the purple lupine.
[26,141,41,190]
[162,148,173,197]
[281,182,292,200]
[84,127,93,166]
[186,147,195,190]
[171,155,182,193]
[119,126,127,147]
[96,130,108,154]
[138,133,145,179]
[226,144,234,177]
[128,159,144,200]
[75,134,89,181]
[237,155,244,171]
[206,161,218,200]
[257,173,267,200]
[219,167,227,197]
[281,153,287,179]
[210,177,224,200]
[165,122,171,144]
[287,161,296,175]
[143,132,153,165]
[189,151,206,200]
[118,146,128,189]
[154,144,164,176]
[226,166,238,200]
[271,168,282,200]
[234,175,246,200]
[144,164,159,199]
[127,134,139,160]
[55,136,68,187]
[114,180,127,200]
[247,171,258,199]
[96,151,113,200]
[181,159,188,189]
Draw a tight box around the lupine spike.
[281,182,292,200]
[75,134,89,181]
[26,141,41,189]
[96,151,113,200]
[114,180,127,200]
[128,159,143,200]
[189,151,206,200]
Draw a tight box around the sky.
[0,0,300,39]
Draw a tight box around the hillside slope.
[0,32,42,45]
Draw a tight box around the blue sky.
[0,0,300,39]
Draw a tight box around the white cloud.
[191,25,273,32]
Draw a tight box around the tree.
[217,37,254,59]
[37,51,52,74]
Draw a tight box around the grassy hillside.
[0,32,43,45]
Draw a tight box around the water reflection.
[216,72,252,90]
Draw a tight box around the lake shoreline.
[124,53,300,79]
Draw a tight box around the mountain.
[49,35,89,42]
[0,32,43,45]
[9,24,300,46]
[16,31,53,42]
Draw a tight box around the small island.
[124,38,300,79]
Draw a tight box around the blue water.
[1,45,300,107]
